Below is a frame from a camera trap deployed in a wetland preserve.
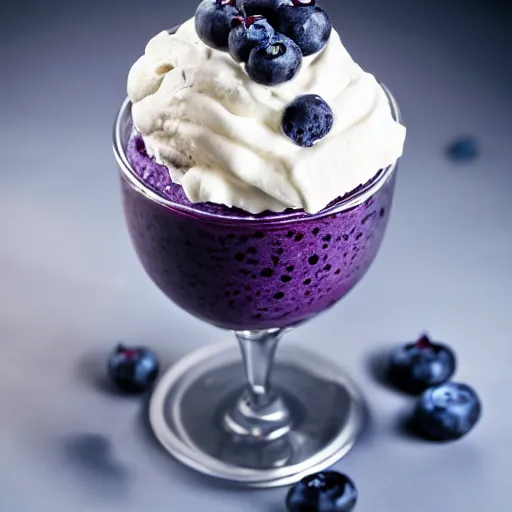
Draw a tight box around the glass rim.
[113,83,401,225]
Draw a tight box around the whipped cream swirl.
[127,18,405,214]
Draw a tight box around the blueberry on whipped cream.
[229,15,275,62]
[195,0,239,51]
[274,0,332,56]
[246,33,303,86]
[282,94,333,147]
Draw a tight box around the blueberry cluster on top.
[195,0,332,86]
[195,0,334,147]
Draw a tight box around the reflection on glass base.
[149,341,366,488]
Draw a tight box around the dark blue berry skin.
[246,33,302,86]
[107,344,159,394]
[229,16,275,63]
[243,0,283,17]
[446,136,479,162]
[415,382,482,441]
[286,471,357,512]
[388,335,456,394]
[282,94,333,147]
[274,4,332,56]
[195,0,239,51]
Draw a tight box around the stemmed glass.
[113,82,400,487]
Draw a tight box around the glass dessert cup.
[113,85,400,487]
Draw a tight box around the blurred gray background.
[1,0,511,511]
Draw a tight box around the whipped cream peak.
[127,18,405,214]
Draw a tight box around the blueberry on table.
[195,0,239,51]
[388,334,456,394]
[414,382,482,441]
[246,33,302,86]
[446,136,479,162]
[229,15,275,62]
[282,94,334,147]
[286,471,357,512]
[107,344,159,394]
[274,1,332,56]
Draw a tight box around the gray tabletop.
[1,0,511,510]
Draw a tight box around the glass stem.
[238,328,281,403]
[223,329,292,441]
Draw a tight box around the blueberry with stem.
[388,334,457,394]
[107,343,159,394]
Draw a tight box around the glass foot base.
[149,341,366,488]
